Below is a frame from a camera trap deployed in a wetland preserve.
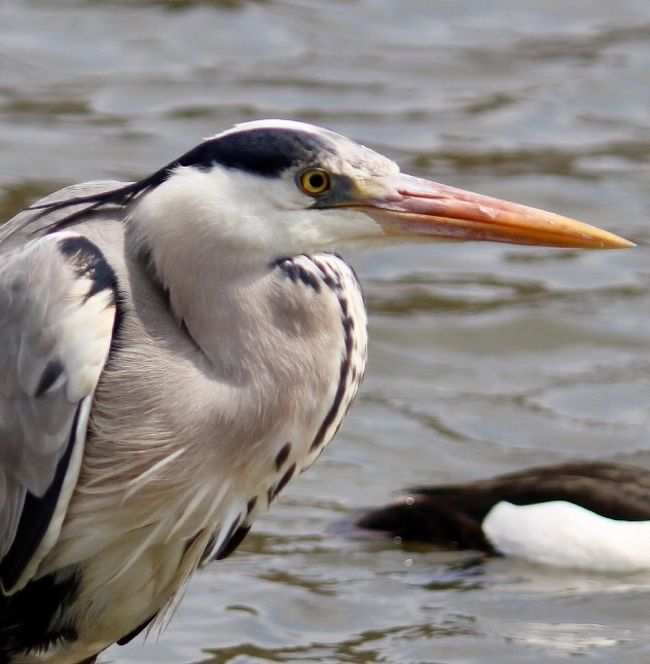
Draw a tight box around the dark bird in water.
[357,462,650,571]
[0,120,630,663]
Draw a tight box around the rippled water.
[2,0,650,662]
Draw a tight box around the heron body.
[0,120,630,662]
[0,185,367,663]
[357,462,650,572]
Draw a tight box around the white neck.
[127,170,284,376]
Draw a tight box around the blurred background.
[2,0,650,661]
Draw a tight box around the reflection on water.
[2,0,650,662]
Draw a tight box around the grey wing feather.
[0,229,118,593]
[0,180,131,250]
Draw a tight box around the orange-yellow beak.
[355,174,632,249]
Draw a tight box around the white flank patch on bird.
[483,500,650,572]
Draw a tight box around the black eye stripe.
[20,129,339,236]
[178,129,332,178]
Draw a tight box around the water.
[1,0,650,661]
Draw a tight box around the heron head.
[129,119,631,259]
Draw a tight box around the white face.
[196,167,392,254]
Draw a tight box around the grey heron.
[0,119,631,663]
[356,462,650,572]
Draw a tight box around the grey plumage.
[0,177,367,662]
[0,119,630,663]
[0,231,116,592]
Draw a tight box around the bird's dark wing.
[357,462,650,549]
[413,462,650,522]
[0,231,118,593]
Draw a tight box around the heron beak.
[357,173,633,249]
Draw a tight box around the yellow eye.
[299,169,332,196]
